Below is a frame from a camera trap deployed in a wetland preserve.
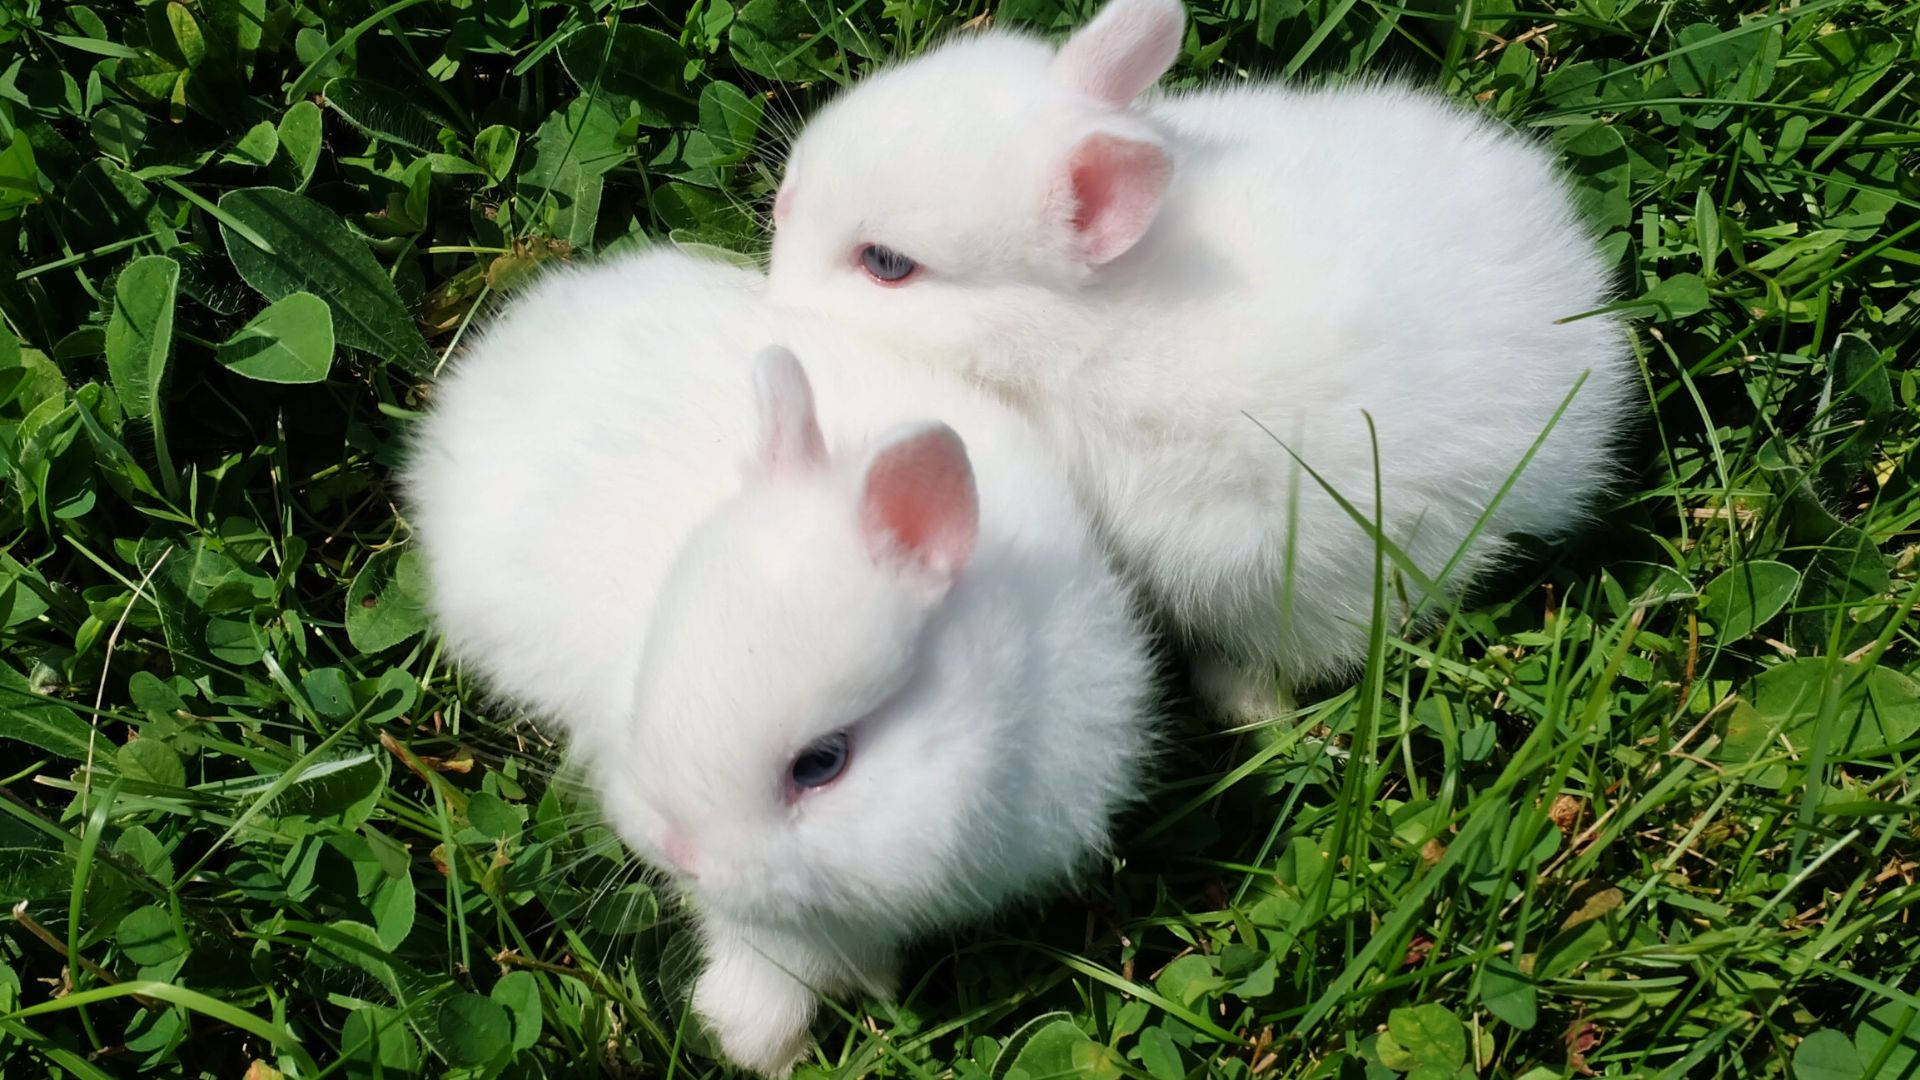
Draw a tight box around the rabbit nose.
[662,828,697,875]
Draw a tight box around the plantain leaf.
[322,77,453,153]
[104,254,179,486]
[216,188,431,373]
[0,664,94,761]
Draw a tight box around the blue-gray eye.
[860,244,917,283]
[790,731,850,789]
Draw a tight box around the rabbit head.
[768,0,1185,362]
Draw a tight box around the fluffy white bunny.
[768,0,1636,715]
[404,248,1154,1074]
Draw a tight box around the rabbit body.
[406,248,1154,1074]
[768,0,1636,708]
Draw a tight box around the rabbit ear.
[1053,0,1185,107]
[753,347,827,474]
[773,158,797,224]
[858,422,978,577]
[1060,129,1170,265]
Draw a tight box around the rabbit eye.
[859,244,918,284]
[790,731,851,789]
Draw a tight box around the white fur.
[404,248,1154,1074]
[768,0,1637,709]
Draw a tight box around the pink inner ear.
[859,424,978,576]
[773,184,794,225]
[1068,131,1169,265]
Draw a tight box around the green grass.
[1,0,1918,1076]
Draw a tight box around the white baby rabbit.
[404,248,1154,1074]
[768,0,1636,715]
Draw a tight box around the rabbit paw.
[693,939,817,1077]
[1192,654,1294,723]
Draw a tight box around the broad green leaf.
[166,2,207,68]
[169,537,270,612]
[345,547,428,652]
[521,96,626,250]
[1694,186,1720,275]
[473,124,519,184]
[0,129,44,221]
[1745,229,1847,278]
[583,882,659,935]
[653,182,756,250]
[277,101,322,187]
[322,77,452,154]
[118,738,185,788]
[216,188,431,372]
[91,103,150,162]
[466,791,519,840]
[63,160,171,251]
[1669,23,1767,96]
[1636,273,1710,320]
[1791,526,1891,654]
[0,347,64,425]
[0,809,71,901]
[1540,59,1639,109]
[1534,916,1611,980]
[127,673,186,719]
[103,255,178,487]
[1791,28,1902,111]
[1855,1002,1920,1076]
[1731,660,1920,763]
[251,752,385,831]
[105,256,177,421]
[125,1003,184,1062]
[991,1011,1073,1080]
[1132,1026,1184,1080]
[300,918,397,991]
[342,1005,421,1072]
[302,667,354,720]
[1556,123,1630,232]
[490,970,543,1051]
[210,0,267,71]
[1230,954,1276,998]
[1155,953,1227,1007]
[730,0,837,82]
[1002,1018,1118,1080]
[686,80,761,167]
[0,663,92,761]
[353,667,419,727]
[669,238,759,269]
[419,993,511,1068]
[555,24,689,128]
[204,614,264,665]
[113,825,173,886]
[1613,561,1696,608]
[1378,1004,1467,1071]
[217,292,334,383]
[1793,1028,1862,1080]
[116,905,186,967]
[1481,959,1537,1030]
[1699,560,1798,640]
[118,48,185,104]
[0,325,23,407]
[369,871,414,950]
[1000,0,1095,31]
[1830,333,1893,423]
[223,120,278,167]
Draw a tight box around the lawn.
[1,0,1918,1076]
